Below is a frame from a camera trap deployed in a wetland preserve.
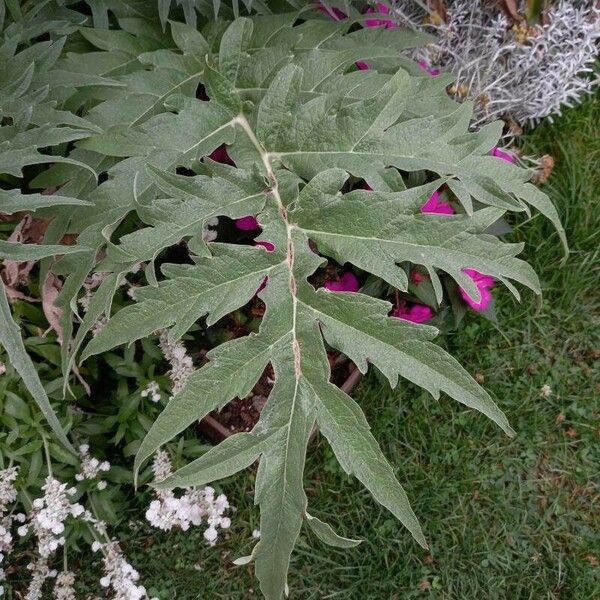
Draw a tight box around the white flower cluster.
[141,381,161,403]
[97,542,157,600]
[91,314,108,337]
[75,444,110,491]
[145,450,231,544]
[395,0,600,128]
[78,272,107,313]
[25,559,55,600]
[0,467,18,515]
[0,363,5,376]
[158,331,194,396]
[0,467,22,596]
[53,570,76,600]
[0,466,153,599]
[0,518,14,596]
[18,477,84,558]
[80,264,142,313]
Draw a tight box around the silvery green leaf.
[69,36,560,597]
[0,281,73,452]
[305,513,362,548]
[0,12,563,599]
[0,241,87,260]
[0,190,91,214]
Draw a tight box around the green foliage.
[0,281,73,450]
[0,2,565,598]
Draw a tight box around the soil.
[198,353,360,442]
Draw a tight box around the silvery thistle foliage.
[0,3,567,599]
[395,0,600,127]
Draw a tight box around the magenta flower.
[256,277,268,294]
[254,240,275,252]
[392,303,433,323]
[323,271,359,292]
[316,1,346,21]
[235,216,260,231]
[365,3,396,28]
[416,59,440,77]
[209,145,235,166]
[420,190,455,215]
[459,268,495,311]
[410,271,428,284]
[356,61,370,70]
[491,147,516,163]
[235,217,275,254]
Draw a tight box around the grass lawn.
[70,95,599,599]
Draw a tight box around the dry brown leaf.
[2,216,37,295]
[41,272,92,395]
[428,0,448,23]
[532,154,555,184]
[41,272,64,343]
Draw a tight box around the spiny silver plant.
[394,0,600,128]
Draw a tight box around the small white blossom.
[75,443,111,483]
[100,542,150,600]
[159,332,194,396]
[78,273,107,313]
[145,451,231,544]
[141,381,161,403]
[53,570,76,600]
[203,526,218,543]
[91,315,108,337]
[0,471,51,594]
[0,363,5,376]
[252,529,261,539]
[25,478,84,558]
[540,384,552,398]
[25,559,51,600]
[0,468,19,516]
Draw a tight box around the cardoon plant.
[0,1,566,598]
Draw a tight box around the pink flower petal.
[410,272,428,284]
[393,304,433,323]
[459,269,495,312]
[316,1,346,21]
[460,286,492,311]
[255,275,269,295]
[208,145,235,166]
[235,216,260,231]
[491,147,515,163]
[364,3,395,28]
[420,190,455,215]
[323,271,359,292]
[416,60,440,77]
[254,240,275,252]
[355,61,369,70]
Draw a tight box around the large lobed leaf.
[75,14,565,598]
[0,7,563,599]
